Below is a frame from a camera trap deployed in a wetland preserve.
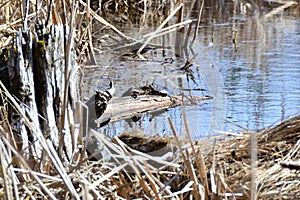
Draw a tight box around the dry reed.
[1,79,300,198]
[1,0,300,199]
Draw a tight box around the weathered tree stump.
[2,25,80,161]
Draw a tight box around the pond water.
[83,3,300,140]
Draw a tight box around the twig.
[78,0,133,41]
[250,131,258,200]
[181,102,210,198]
[137,3,184,58]
[168,117,201,200]
[1,137,58,200]
[190,0,204,46]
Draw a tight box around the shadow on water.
[83,1,300,139]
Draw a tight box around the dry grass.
[201,115,300,199]
[1,0,300,199]
[1,82,300,199]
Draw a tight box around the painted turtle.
[130,84,169,98]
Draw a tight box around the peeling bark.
[4,25,80,160]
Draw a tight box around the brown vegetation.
[0,0,299,199]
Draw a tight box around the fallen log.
[88,94,212,127]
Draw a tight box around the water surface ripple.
[87,13,300,139]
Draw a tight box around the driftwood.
[264,1,297,18]
[87,94,212,127]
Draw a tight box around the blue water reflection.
[206,18,300,132]
[88,15,300,140]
